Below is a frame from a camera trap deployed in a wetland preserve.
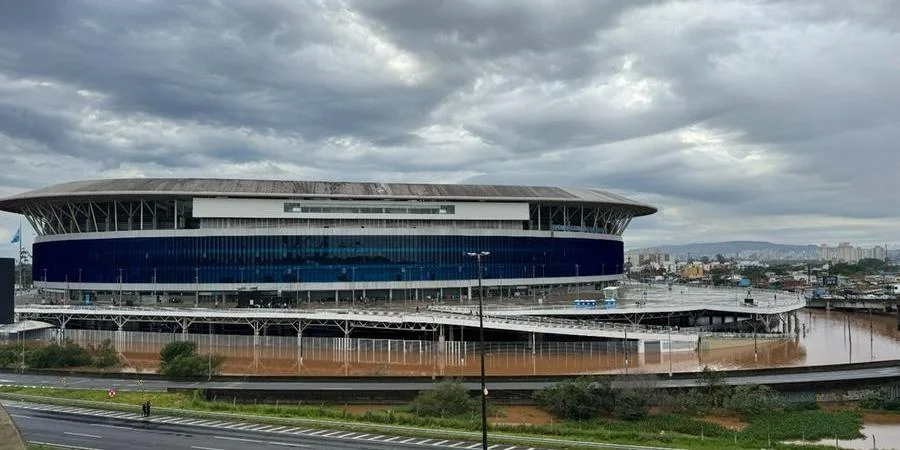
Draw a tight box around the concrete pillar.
[637,340,646,354]
[467,285,472,301]
[531,332,536,355]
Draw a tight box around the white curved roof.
[0,178,657,216]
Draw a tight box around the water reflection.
[59,309,899,376]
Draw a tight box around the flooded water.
[49,308,899,376]
[790,423,900,449]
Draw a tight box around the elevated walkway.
[16,304,699,353]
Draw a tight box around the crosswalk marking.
[1,401,523,450]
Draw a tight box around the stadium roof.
[0,178,657,216]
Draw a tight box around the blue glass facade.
[33,235,624,285]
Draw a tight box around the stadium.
[0,178,656,306]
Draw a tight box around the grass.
[0,386,859,449]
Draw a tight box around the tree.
[90,339,121,368]
[409,381,477,418]
[724,385,784,417]
[159,341,222,378]
[534,377,616,420]
[698,366,731,407]
[160,341,197,367]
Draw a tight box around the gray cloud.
[0,0,898,249]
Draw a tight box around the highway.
[2,363,899,393]
[4,402,525,450]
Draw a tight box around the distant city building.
[817,243,887,263]
[681,264,704,280]
[625,251,674,273]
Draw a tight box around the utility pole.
[466,251,491,450]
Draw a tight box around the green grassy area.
[0,386,853,449]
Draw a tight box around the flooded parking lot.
[50,308,899,376]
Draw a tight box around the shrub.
[614,388,651,421]
[160,341,198,367]
[671,390,712,415]
[724,384,784,417]
[26,341,93,369]
[859,386,900,411]
[159,341,223,378]
[698,366,731,407]
[0,345,22,368]
[533,377,616,420]
[90,339,122,368]
[409,381,477,418]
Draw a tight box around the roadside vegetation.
[158,341,223,378]
[0,340,121,370]
[0,371,884,449]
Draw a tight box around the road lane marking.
[214,436,263,443]
[432,440,449,446]
[9,414,32,419]
[191,446,225,450]
[322,430,343,437]
[29,441,101,450]
[383,436,399,442]
[64,432,102,439]
[91,423,135,430]
[267,442,310,448]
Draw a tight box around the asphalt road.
[2,364,899,393]
[4,403,513,450]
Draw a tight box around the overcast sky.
[1,0,898,256]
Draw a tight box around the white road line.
[487,445,501,449]
[400,437,417,443]
[352,433,371,439]
[335,432,357,438]
[268,426,289,433]
[383,436,400,442]
[367,435,387,441]
[190,446,225,450]
[91,423,135,431]
[9,414,32,419]
[28,441,101,450]
[432,440,449,446]
[213,436,263,443]
[322,431,343,437]
[267,442,310,448]
[448,443,464,448]
[64,431,103,439]
[418,439,433,445]
[308,430,329,436]
[255,425,278,432]
[465,444,481,449]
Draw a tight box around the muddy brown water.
[68,309,896,376]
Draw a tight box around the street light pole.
[466,251,490,450]
[195,267,200,307]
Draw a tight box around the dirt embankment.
[0,404,27,450]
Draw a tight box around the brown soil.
[337,404,553,426]
[492,405,553,426]
[861,411,900,424]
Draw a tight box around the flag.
[9,226,20,244]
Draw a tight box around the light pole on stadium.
[466,251,490,450]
